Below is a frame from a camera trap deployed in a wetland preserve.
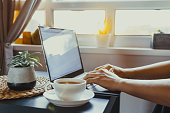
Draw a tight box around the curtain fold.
[0,0,5,75]
[8,0,41,43]
[0,0,41,75]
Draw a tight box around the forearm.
[115,61,170,79]
[119,78,170,107]
[85,68,170,106]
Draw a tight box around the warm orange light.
[98,18,112,34]
[14,38,23,44]
[13,10,20,23]
[23,32,32,44]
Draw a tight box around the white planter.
[96,34,111,48]
[7,66,36,91]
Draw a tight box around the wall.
[81,53,170,71]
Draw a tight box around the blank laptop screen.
[39,27,83,81]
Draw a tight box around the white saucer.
[43,89,94,107]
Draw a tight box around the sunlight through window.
[116,10,170,35]
[54,10,105,34]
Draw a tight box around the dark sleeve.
[152,104,170,113]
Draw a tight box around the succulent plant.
[157,29,165,34]
[8,51,42,67]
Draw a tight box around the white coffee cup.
[50,78,86,101]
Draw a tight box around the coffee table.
[0,71,120,113]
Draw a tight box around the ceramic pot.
[7,66,36,91]
[96,34,111,48]
[153,34,170,49]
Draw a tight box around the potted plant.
[153,30,170,49]
[7,51,42,91]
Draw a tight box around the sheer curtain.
[0,0,41,75]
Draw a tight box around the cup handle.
[44,82,53,92]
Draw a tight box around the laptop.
[38,26,120,96]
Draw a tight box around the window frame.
[15,0,170,48]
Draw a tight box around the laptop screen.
[39,26,84,81]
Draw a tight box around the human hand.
[94,64,114,72]
[93,64,124,78]
[83,69,123,91]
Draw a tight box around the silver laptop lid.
[39,26,84,81]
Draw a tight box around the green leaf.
[36,61,43,67]
[157,29,164,34]
[34,63,38,67]
[30,52,40,57]
[7,51,42,67]
[33,57,40,62]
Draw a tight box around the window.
[16,0,170,36]
[24,10,45,32]
[115,10,170,35]
[13,9,45,44]
[54,10,105,34]
[14,0,170,48]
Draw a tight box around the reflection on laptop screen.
[39,27,83,81]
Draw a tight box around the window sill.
[80,46,170,57]
[12,44,42,51]
[13,44,170,57]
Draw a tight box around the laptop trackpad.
[87,84,120,96]
[87,84,108,92]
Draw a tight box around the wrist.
[117,78,128,92]
[113,66,127,78]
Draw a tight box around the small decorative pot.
[153,34,170,49]
[7,66,36,91]
[96,34,111,48]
